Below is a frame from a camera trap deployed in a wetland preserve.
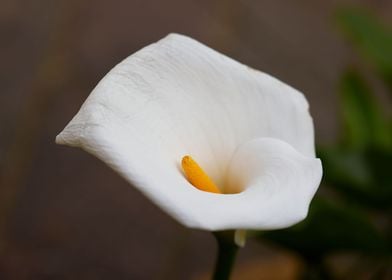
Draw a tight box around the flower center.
[181,155,221,194]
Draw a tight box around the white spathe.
[56,33,322,231]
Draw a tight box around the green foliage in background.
[336,8,392,91]
[259,7,392,279]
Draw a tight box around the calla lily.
[56,34,322,236]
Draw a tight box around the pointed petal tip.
[55,132,65,145]
[165,32,186,39]
[54,125,83,147]
[161,33,208,50]
[164,32,193,42]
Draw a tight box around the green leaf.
[336,8,392,89]
[318,147,371,188]
[339,70,391,149]
[364,147,392,201]
[260,197,388,259]
[318,146,392,209]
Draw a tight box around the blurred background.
[1,0,391,279]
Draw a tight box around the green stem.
[212,231,240,280]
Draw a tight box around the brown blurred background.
[1,0,391,279]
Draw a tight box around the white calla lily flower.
[56,33,322,234]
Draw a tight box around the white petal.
[56,33,322,231]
